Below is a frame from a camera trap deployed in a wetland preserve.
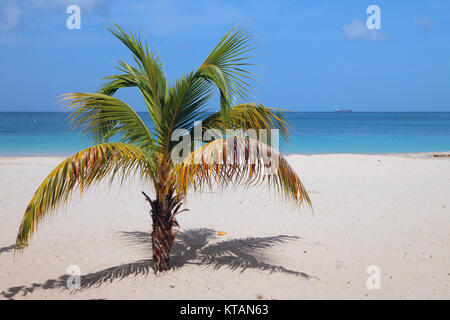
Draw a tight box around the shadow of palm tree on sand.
[0,245,14,255]
[0,228,312,299]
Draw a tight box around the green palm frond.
[15,143,155,250]
[159,73,213,161]
[100,24,169,140]
[107,24,167,110]
[169,137,311,207]
[196,25,256,111]
[99,73,138,96]
[62,93,157,151]
[113,60,165,131]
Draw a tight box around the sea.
[0,112,449,156]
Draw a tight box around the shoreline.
[1,151,449,159]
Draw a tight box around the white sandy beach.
[0,154,449,300]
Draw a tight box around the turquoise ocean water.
[0,112,449,156]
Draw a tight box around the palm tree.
[15,25,311,272]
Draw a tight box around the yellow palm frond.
[15,143,154,250]
[169,137,311,208]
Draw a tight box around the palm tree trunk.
[142,190,186,272]
[150,207,176,272]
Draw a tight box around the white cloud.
[413,16,434,31]
[0,2,22,31]
[343,19,384,41]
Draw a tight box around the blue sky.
[0,0,449,112]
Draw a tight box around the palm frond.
[196,25,256,111]
[169,137,311,208]
[200,103,289,142]
[62,93,157,151]
[15,143,155,250]
[107,24,167,110]
[98,73,138,96]
[113,60,164,130]
[159,73,213,162]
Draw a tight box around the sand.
[0,154,449,300]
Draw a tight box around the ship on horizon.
[335,108,352,113]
